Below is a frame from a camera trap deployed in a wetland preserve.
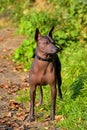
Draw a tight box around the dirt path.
[0,28,60,130]
[0,28,29,129]
[0,28,27,84]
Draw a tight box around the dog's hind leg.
[57,74,62,99]
[50,85,57,120]
[37,86,43,106]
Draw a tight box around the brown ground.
[0,28,61,130]
[0,28,30,129]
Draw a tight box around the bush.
[13,9,58,68]
[13,0,87,69]
[16,42,87,129]
[1,0,86,129]
[12,0,87,129]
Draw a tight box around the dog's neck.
[35,55,52,62]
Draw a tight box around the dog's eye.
[46,41,49,44]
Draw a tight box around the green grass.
[0,0,87,129]
[16,43,87,130]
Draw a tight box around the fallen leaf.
[15,111,26,121]
[18,125,24,130]
[14,128,19,130]
[2,48,7,52]
[55,115,65,121]
[44,126,49,130]
[21,76,26,82]
[7,85,19,94]
[0,36,4,41]
[0,84,8,89]
[9,100,21,109]
[0,96,2,99]
[0,117,9,124]
[45,115,50,119]
[11,122,19,129]
[15,64,24,71]
[6,112,12,117]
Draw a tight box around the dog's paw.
[29,117,35,122]
[25,115,35,122]
[50,115,55,121]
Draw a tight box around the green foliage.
[57,43,87,129]
[0,0,31,26]
[12,0,87,68]
[13,39,34,68]
[1,0,87,129]
[16,42,87,129]
[13,9,58,68]
[13,1,87,128]
[16,89,29,102]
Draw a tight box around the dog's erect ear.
[48,26,54,38]
[35,28,41,41]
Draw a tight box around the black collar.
[35,55,52,62]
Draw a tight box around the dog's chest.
[29,61,56,86]
[35,65,55,85]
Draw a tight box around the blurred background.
[0,0,87,129]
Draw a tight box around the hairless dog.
[29,27,62,122]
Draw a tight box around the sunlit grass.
[16,43,87,129]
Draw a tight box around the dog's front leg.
[50,85,57,120]
[29,85,36,122]
[37,86,43,106]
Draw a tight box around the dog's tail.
[53,54,62,99]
